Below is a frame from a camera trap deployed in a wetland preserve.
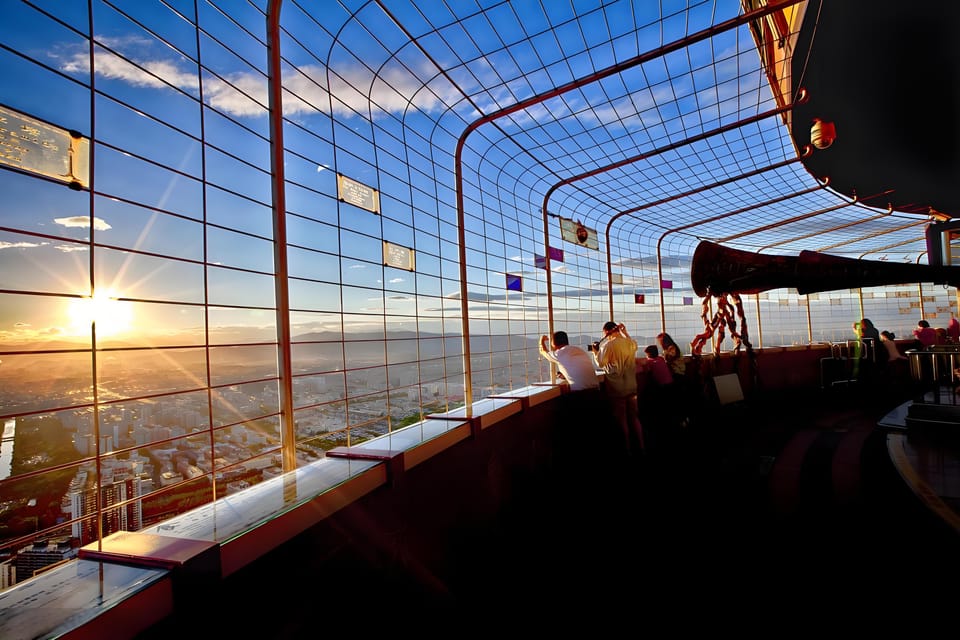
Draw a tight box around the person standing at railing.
[880,331,907,362]
[858,318,886,367]
[539,330,611,478]
[637,344,677,456]
[593,321,644,458]
[912,319,937,349]
[656,332,686,378]
[947,317,960,343]
[539,331,600,392]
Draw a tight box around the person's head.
[881,330,895,340]
[860,318,874,329]
[552,331,569,348]
[656,332,676,349]
[919,319,930,328]
[602,321,619,338]
[644,344,659,358]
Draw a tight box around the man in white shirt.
[539,331,600,391]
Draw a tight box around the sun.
[67,290,134,337]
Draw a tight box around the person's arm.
[595,340,618,374]
[539,335,558,364]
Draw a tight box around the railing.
[906,346,960,406]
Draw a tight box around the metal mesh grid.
[0,0,953,581]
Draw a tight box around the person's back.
[643,344,673,387]
[914,320,937,348]
[539,331,599,391]
[597,322,638,398]
[881,331,906,361]
[859,318,886,364]
[594,321,643,456]
[949,317,960,343]
[656,332,686,377]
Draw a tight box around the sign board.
[0,106,89,188]
[337,174,380,213]
[383,241,414,271]
[558,217,598,250]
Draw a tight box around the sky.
[0,0,946,355]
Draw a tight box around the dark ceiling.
[792,2,960,217]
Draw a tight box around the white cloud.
[64,40,454,120]
[0,240,45,250]
[55,216,111,231]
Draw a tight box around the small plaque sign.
[0,106,89,188]
[558,217,598,250]
[383,241,415,271]
[337,174,380,213]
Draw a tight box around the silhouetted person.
[594,321,644,458]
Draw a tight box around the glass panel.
[287,246,340,281]
[202,107,270,168]
[0,230,89,296]
[0,459,91,547]
[92,300,205,350]
[290,341,344,375]
[94,247,205,303]
[208,345,279,386]
[90,35,202,133]
[288,279,342,313]
[208,306,278,345]
[286,215,340,254]
[0,21,90,131]
[141,432,216,511]
[0,353,93,413]
[0,170,91,237]
[211,382,280,427]
[339,228,381,262]
[215,445,285,497]
[99,391,210,449]
[344,340,385,368]
[97,347,208,398]
[385,338,419,366]
[204,147,271,203]
[200,67,267,122]
[94,147,203,220]
[294,401,346,451]
[93,196,204,261]
[106,0,198,58]
[95,95,202,175]
[0,292,92,351]
[341,284,383,313]
[293,371,346,408]
[206,186,274,237]
[206,226,274,272]
[345,365,387,398]
[285,182,338,226]
[0,409,93,480]
[206,266,275,307]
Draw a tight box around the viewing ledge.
[0,384,562,640]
